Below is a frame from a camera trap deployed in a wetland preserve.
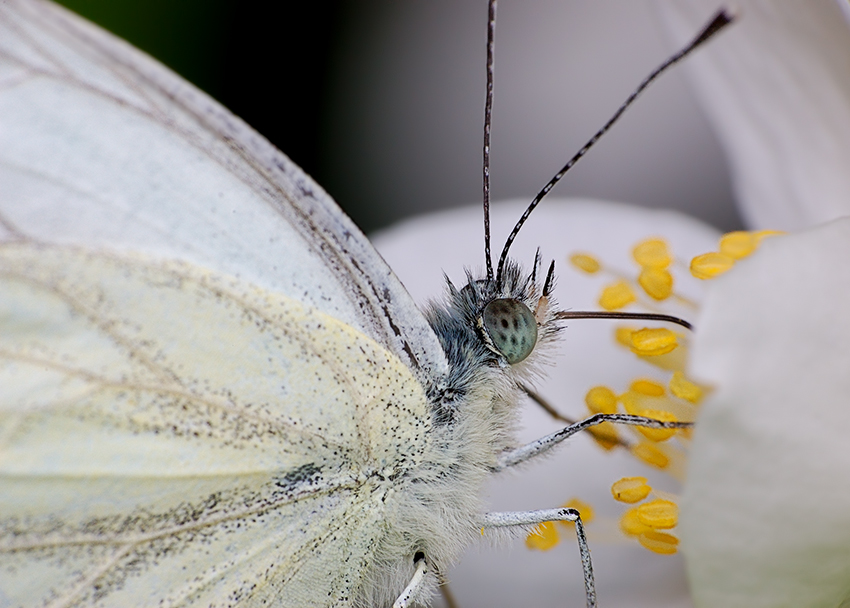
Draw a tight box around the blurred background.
[54,0,742,233]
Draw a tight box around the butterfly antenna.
[482,0,497,283]
[555,310,693,331]
[495,8,736,286]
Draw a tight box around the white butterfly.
[0,1,720,606]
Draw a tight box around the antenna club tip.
[717,6,740,25]
[690,6,738,50]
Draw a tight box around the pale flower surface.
[659,0,850,230]
[659,2,850,604]
[684,217,850,607]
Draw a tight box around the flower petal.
[658,1,850,230]
[684,217,850,607]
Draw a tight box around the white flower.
[660,2,850,606]
[684,217,850,607]
[374,3,850,607]
[377,207,850,608]
[375,200,718,607]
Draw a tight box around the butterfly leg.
[522,385,633,448]
[482,508,596,608]
[392,552,428,608]
[493,413,691,471]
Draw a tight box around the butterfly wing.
[0,0,442,605]
[0,245,431,606]
[0,0,447,385]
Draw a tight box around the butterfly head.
[428,252,561,383]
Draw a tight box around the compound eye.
[482,298,538,364]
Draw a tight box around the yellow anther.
[570,253,601,274]
[631,441,670,469]
[636,409,678,442]
[638,531,679,555]
[599,280,637,311]
[638,267,673,300]
[559,498,595,526]
[719,231,757,260]
[620,507,652,536]
[585,386,618,414]
[587,422,621,451]
[690,251,734,279]
[611,476,651,503]
[669,371,703,403]
[525,521,559,551]
[586,386,621,448]
[615,326,638,347]
[753,229,786,245]
[629,327,678,356]
[630,378,665,397]
[636,499,678,529]
[619,390,644,415]
[632,238,672,269]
